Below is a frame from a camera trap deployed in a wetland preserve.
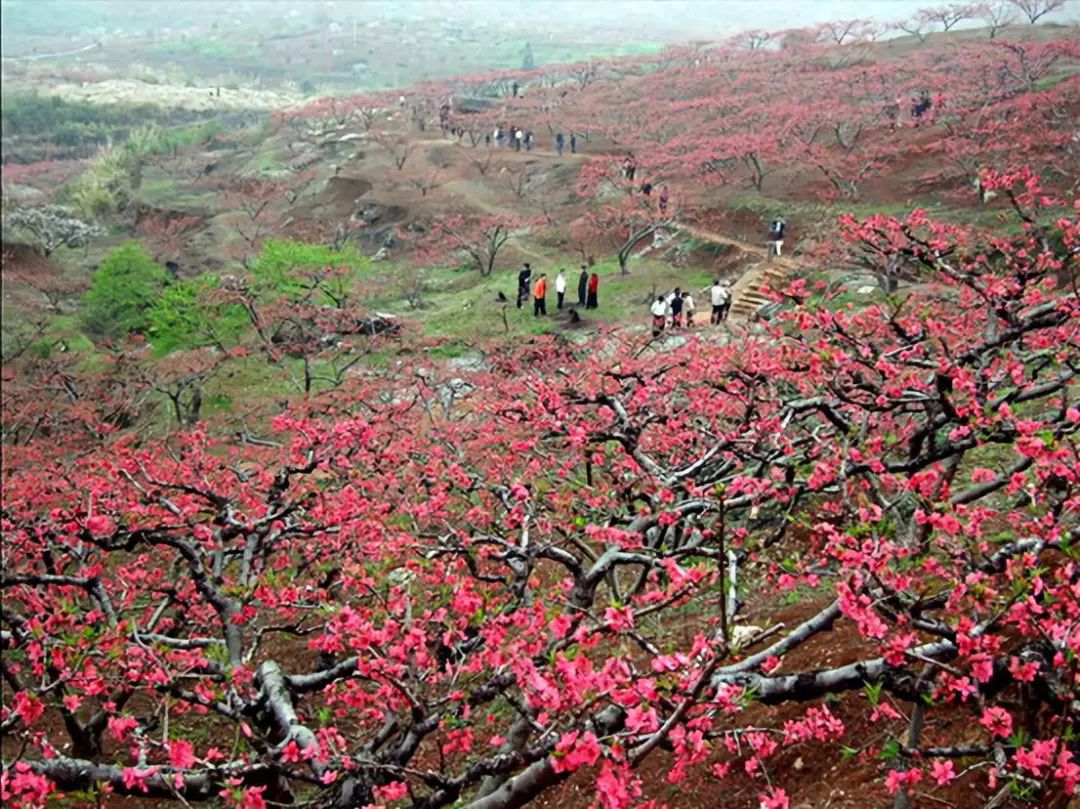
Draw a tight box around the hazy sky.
[1,0,1075,55]
[324,0,1079,35]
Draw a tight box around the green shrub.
[249,239,369,302]
[147,276,247,356]
[83,243,170,338]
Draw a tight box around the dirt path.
[421,134,802,321]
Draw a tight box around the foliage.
[1,94,160,142]
[2,169,1078,809]
[1,204,102,256]
[146,276,247,356]
[62,144,136,220]
[413,215,530,276]
[248,239,370,300]
[82,242,171,338]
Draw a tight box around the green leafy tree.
[249,239,368,302]
[147,276,247,356]
[82,242,170,338]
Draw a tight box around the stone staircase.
[675,224,800,321]
[729,257,798,320]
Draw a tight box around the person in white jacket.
[710,279,731,324]
[555,269,566,309]
[650,296,668,337]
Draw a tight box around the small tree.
[976,1,1017,36]
[921,3,979,31]
[1006,0,1068,22]
[82,242,171,338]
[2,205,102,257]
[416,215,526,276]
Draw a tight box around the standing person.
[570,133,577,154]
[682,290,695,327]
[650,296,668,337]
[525,130,534,151]
[577,265,589,306]
[586,272,599,309]
[533,273,548,317]
[768,218,786,257]
[517,263,532,309]
[717,280,732,321]
[669,286,683,328]
[658,186,669,216]
[555,269,567,309]
[514,128,524,151]
[556,132,565,156]
[710,279,730,324]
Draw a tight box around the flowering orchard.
[2,168,1078,808]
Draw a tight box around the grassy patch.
[137,173,220,211]
[151,37,257,62]
[374,256,714,350]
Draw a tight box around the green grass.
[377,256,714,350]
[137,175,220,211]
[150,37,257,62]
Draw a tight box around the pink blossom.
[168,739,196,768]
[551,730,602,773]
[759,787,790,809]
[373,781,408,802]
[930,760,956,786]
[979,707,1013,738]
[240,787,267,809]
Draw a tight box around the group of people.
[649,279,733,336]
[518,264,599,316]
[482,128,579,156]
[492,126,535,151]
[885,91,941,129]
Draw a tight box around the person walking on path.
[710,279,731,324]
[525,130,534,151]
[555,269,567,309]
[556,132,565,156]
[586,272,599,309]
[533,273,548,317]
[517,263,532,309]
[577,266,589,306]
[514,128,524,151]
[658,186,669,216]
[682,290,695,327]
[570,133,577,154]
[650,296,668,337]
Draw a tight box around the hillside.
[2,6,1080,809]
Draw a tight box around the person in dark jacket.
[586,272,599,309]
[556,132,565,156]
[669,286,683,328]
[577,266,589,306]
[570,133,577,154]
[517,263,532,309]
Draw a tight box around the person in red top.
[533,273,548,317]
[586,272,599,309]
